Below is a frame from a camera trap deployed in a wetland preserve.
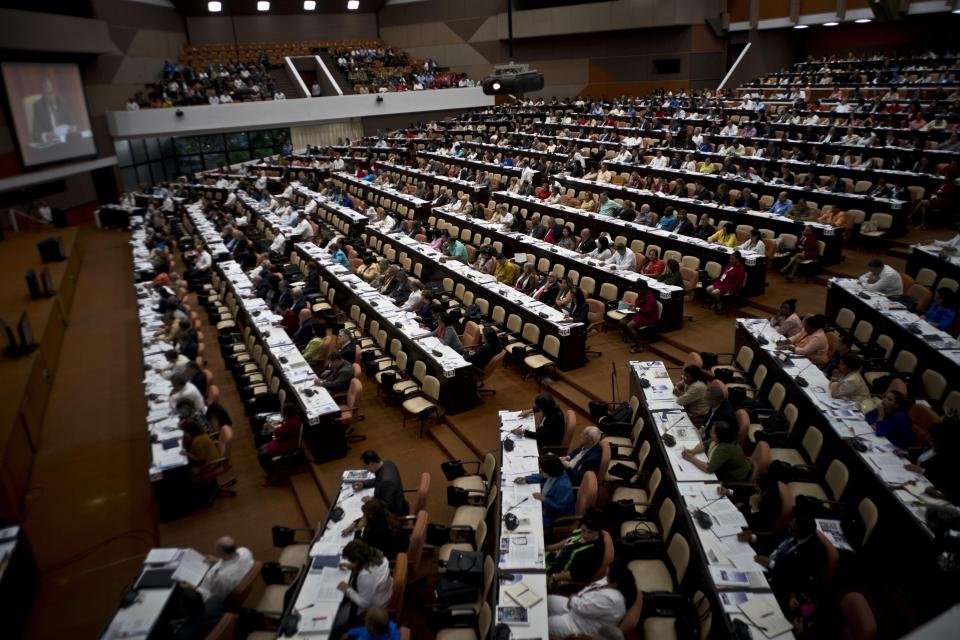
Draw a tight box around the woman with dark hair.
[516,454,575,527]
[557,225,577,250]
[656,258,683,287]
[681,420,753,483]
[589,236,613,261]
[734,473,786,534]
[257,403,302,485]
[925,287,958,331]
[336,540,393,613]
[515,262,539,294]
[567,287,590,324]
[866,390,914,449]
[466,326,503,370]
[181,417,220,481]
[673,365,710,418]
[341,498,410,559]
[771,299,801,337]
[619,280,659,353]
[781,225,820,282]
[512,393,566,449]
[547,563,637,637]
[777,313,829,366]
[554,276,576,313]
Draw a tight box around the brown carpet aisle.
[22,227,157,640]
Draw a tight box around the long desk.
[183,202,231,260]
[495,188,769,298]
[378,161,489,205]
[417,150,537,185]
[280,470,375,639]
[825,277,960,398]
[290,183,369,238]
[429,204,686,332]
[101,547,211,640]
[293,242,478,414]
[548,173,842,266]
[333,172,431,220]
[734,320,960,620]
[365,225,588,370]
[134,280,193,521]
[628,361,794,640]
[216,261,341,425]
[905,243,960,292]
[496,410,549,636]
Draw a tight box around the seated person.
[341,498,410,560]
[546,508,605,590]
[466,325,502,371]
[858,259,903,296]
[431,313,463,354]
[673,365,710,419]
[770,299,802,337]
[511,393,566,449]
[866,390,914,448]
[640,248,664,276]
[780,225,820,282]
[681,420,753,483]
[618,280,659,353]
[257,403,302,485]
[708,222,739,247]
[547,564,636,639]
[560,427,603,485]
[343,607,400,640]
[925,287,958,330]
[777,313,829,367]
[336,540,393,615]
[514,262,539,294]
[315,351,354,394]
[656,258,684,287]
[828,354,870,405]
[180,418,221,488]
[516,454,575,528]
[732,474,785,535]
[705,251,746,311]
[754,515,827,599]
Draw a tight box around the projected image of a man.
[32,76,76,143]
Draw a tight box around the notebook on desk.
[134,567,176,590]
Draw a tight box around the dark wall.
[185,13,378,45]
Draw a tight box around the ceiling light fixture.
[347,0,360,10]
[257,1,270,11]
[823,21,839,26]
[855,18,872,23]
[793,24,809,29]
[304,0,316,9]
[207,1,222,12]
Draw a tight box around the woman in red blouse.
[258,403,302,485]
[619,280,659,353]
[706,251,746,312]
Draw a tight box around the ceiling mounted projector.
[481,63,544,95]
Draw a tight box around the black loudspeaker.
[37,237,65,263]
[869,0,902,21]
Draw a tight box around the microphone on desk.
[793,358,817,388]
[692,494,727,530]
[503,496,530,531]
[660,414,688,448]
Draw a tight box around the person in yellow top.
[356,256,381,283]
[494,253,518,285]
[699,159,718,174]
[707,222,739,247]
[302,324,334,369]
[181,418,221,482]
[580,194,598,212]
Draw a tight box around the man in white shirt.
[169,374,205,413]
[649,150,669,169]
[520,162,537,186]
[254,173,268,191]
[182,537,254,604]
[304,199,318,216]
[292,217,313,240]
[223,191,238,210]
[161,196,175,213]
[605,243,637,271]
[269,230,286,255]
[858,259,903,296]
[281,183,294,199]
[193,246,212,272]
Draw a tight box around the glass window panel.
[175,136,199,155]
[160,137,174,158]
[179,154,204,175]
[200,135,225,153]
[120,168,138,192]
[228,150,251,164]
[203,153,227,171]
[136,164,152,187]
[249,130,271,149]
[226,132,249,150]
[145,138,161,160]
[163,157,178,180]
[115,140,133,167]
[130,139,148,164]
[150,161,164,183]
[253,147,273,160]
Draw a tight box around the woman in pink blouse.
[777,313,829,366]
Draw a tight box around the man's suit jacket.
[31,95,75,142]
[293,318,318,348]
[566,444,602,485]
[363,460,409,516]
[534,279,560,306]
[702,400,735,439]
[321,361,353,394]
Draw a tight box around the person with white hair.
[178,536,254,604]
[561,426,603,485]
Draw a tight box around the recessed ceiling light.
[855,18,872,23]
[257,1,270,11]
[823,21,839,26]
[207,1,222,12]
[304,0,316,9]
[347,0,360,10]
[793,24,809,29]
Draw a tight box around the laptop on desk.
[135,567,176,590]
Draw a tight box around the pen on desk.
[312,616,328,621]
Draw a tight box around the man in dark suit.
[292,310,318,348]
[316,351,353,394]
[532,273,560,306]
[353,449,409,516]
[701,386,735,440]
[562,427,603,485]
[755,515,828,599]
[31,77,76,143]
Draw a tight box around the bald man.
[179,536,254,603]
[561,426,603,486]
[292,308,318,348]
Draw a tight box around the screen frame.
[0,59,99,171]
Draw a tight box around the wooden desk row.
[331,172,432,219]
[377,160,489,204]
[428,205,686,331]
